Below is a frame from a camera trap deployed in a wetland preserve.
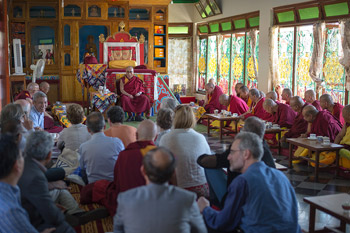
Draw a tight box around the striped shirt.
[0,182,38,233]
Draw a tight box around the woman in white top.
[57,104,91,151]
[159,105,210,197]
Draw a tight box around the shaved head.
[205,82,215,91]
[263,98,277,114]
[304,89,316,103]
[342,105,350,123]
[27,82,39,96]
[240,86,249,99]
[39,82,50,94]
[290,96,305,112]
[14,99,31,117]
[235,83,243,93]
[249,88,261,99]
[266,91,277,101]
[320,93,334,110]
[137,119,157,141]
[282,88,292,101]
[302,105,319,122]
[208,78,215,85]
[219,94,230,106]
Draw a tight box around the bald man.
[219,94,248,115]
[320,93,345,125]
[304,89,322,111]
[282,96,308,141]
[39,82,50,94]
[81,119,157,216]
[302,105,341,142]
[239,85,253,107]
[15,82,39,104]
[234,82,243,97]
[266,91,278,102]
[281,88,292,105]
[263,99,296,128]
[242,88,273,121]
[335,105,350,168]
[204,82,226,113]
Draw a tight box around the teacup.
[322,139,331,146]
[310,134,316,139]
[272,124,279,128]
[190,102,195,106]
[214,110,219,115]
[232,113,238,117]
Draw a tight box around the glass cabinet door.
[30,25,57,66]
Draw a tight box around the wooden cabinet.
[9,0,169,102]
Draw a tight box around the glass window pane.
[198,25,208,33]
[30,6,56,18]
[129,8,150,20]
[322,26,345,105]
[198,38,207,91]
[168,26,189,34]
[13,6,23,18]
[231,33,245,94]
[209,23,219,33]
[64,53,71,66]
[248,16,259,27]
[207,35,218,83]
[277,11,295,23]
[108,6,125,18]
[298,7,319,20]
[234,19,246,29]
[221,22,232,31]
[245,32,259,88]
[64,5,81,17]
[277,27,294,90]
[64,25,70,46]
[324,2,349,17]
[295,25,314,97]
[31,26,55,65]
[218,34,231,94]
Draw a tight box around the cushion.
[109,50,122,61]
[122,50,132,60]
[109,60,137,69]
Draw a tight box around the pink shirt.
[104,124,137,147]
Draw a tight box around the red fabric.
[273,103,297,128]
[107,69,157,76]
[228,95,249,115]
[44,116,63,133]
[244,97,273,121]
[84,56,98,64]
[332,103,345,126]
[310,111,342,142]
[312,100,322,111]
[284,103,309,138]
[120,76,151,114]
[91,141,156,216]
[15,90,31,101]
[204,85,226,113]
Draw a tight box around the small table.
[265,128,285,155]
[286,138,344,181]
[91,92,117,113]
[206,114,240,140]
[304,193,350,233]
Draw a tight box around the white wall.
[169,0,307,93]
[168,3,194,23]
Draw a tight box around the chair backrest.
[204,168,228,205]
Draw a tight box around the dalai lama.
[204,82,226,113]
[120,66,151,122]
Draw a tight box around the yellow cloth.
[210,119,244,132]
[340,126,350,145]
[93,92,116,101]
[294,147,336,167]
[247,97,253,108]
[109,60,137,69]
[339,126,350,168]
[192,106,206,122]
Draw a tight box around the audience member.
[57,103,90,151]
[160,97,178,111]
[15,99,31,118]
[219,94,249,115]
[114,147,207,233]
[204,82,226,114]
[81,119,157,216]
[119,66,151,121]
[104,106,137,148]
[39,82,50,95]
[282,88,293,105]
[0,135,55,233]
[304,89,322,111]
[263,98,296,128]
[320,93,345,125]
[198,132,301,233]
[15,82,39,104]
[155,108,174,146]
[79,112,124,184]
[160,105,210,197]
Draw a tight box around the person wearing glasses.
[197,132,301,233]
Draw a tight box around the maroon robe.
[310,111,342,142]
[228,95,249,115]
[15,90,31,101]
[284,103,308,138]
[331,103,345,126]
[120,76,151,114]
[81,141,156,216]
[312,100,322,111]
[244,97,273,121]
[272,103,297,128]
[204,85,226,113]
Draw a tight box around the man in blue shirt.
[0,135,54,233]
[79,112,125,184]
[29,91,47,130]
[197,132,301,233]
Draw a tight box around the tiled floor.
[204,132,350,233]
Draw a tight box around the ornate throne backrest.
[99,30,145,67]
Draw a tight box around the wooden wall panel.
[0,0,9,109]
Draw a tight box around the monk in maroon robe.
[204,83,226,113]
[241,88,273,121]
[120,66,151,122]
[219,94,249,115]
[320,93,345,126]
[80,120,157,215]
[263,99,296,128]
[302,105,342,142]
[282,96,308,140]
[304,89,322,111]
[281,88,292,105]
[15,82,39,104]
